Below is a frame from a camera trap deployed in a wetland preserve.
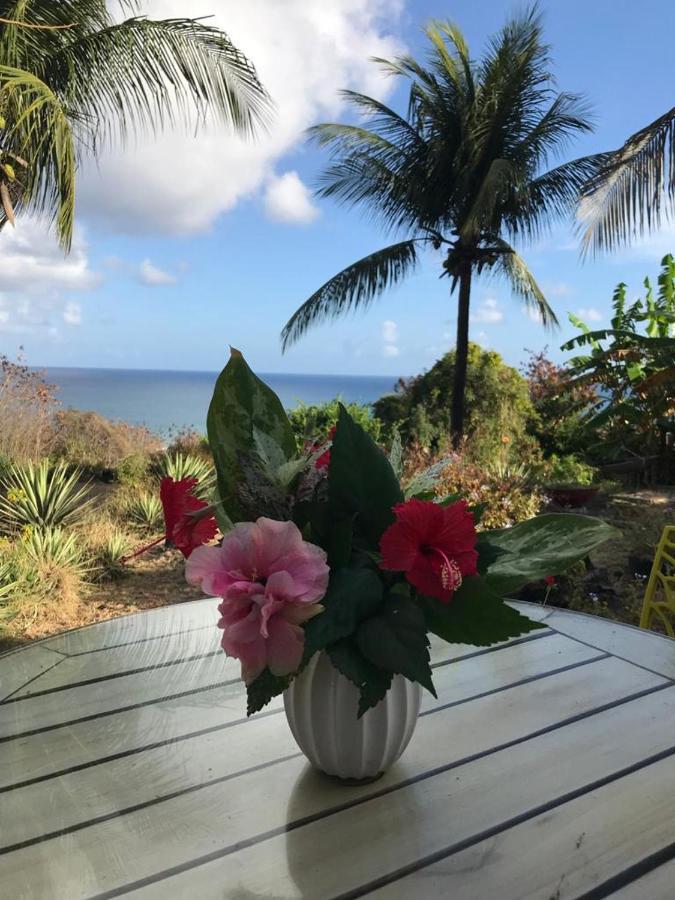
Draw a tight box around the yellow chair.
[640,525,675,636]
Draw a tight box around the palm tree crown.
[0,0,270,249]
[282,8,608,445]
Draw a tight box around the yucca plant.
[156,452,215,500]
[1,527,88,631]
[97,529,130,580]
[124,491,163,531]
[0,460,92,531]
[20,525,85,572]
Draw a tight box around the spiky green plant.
[282,8,609,447]
[124,491,163,531]
[0,0,270,248]
[97,529,130,580]
[156,452,215,498]
[0,460,92,530]
[20,525,85,572]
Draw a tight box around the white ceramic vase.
[283,651,422,781]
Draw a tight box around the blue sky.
[1,0,674,377]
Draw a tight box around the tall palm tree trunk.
[451,264,472,449]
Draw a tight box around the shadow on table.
[283,762,419,899]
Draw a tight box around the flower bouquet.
[185,350,616,778]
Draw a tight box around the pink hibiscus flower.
[186,517,329,684]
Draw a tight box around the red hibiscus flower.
[313,426,336,470]
[160,478,218,559]
[379,498,478,603]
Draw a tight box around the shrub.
[374,344,537,462]
[166,428,213,462]
[522,350,598,457]
[0,461,92,531]
[404,447,545,529]
[124,491,163,531]
[116,454,151,486]
[49,409,162,477]
[542,454,598,486]
[288,399,382,443]
[0,354,57,464]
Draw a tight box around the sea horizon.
[39,366,403,435]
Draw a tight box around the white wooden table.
[1,599,675,899]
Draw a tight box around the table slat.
[0,656,665,899]
[100,675,675,900]
[0,633,595,846]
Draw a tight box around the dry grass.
[0,354,56,464]
[49,409,162,474]
[0,544,205,652]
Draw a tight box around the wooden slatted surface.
[0,600,674,899]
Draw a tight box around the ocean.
[43,367,399,435]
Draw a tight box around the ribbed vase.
[283,652,422,781]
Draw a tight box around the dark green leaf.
[419,576,545,646]
[475,537,508,574]
[327,516,354,568]
[483,514,619,594]
[357,594,436,695]
[246,668,291,716]
[207,348,296,522]
[303,565,384,660]
[328,638,393,718]
[328,405,403,547]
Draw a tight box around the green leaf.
[475,537,508,574]
[357,594,436,696]
[246,668,291,716]
[483,514,619,595]
[328,405,403,547]
[328,638,393,718]
[327,517,354,569]
[419,576,546,646]
[303,565,384,660]
[207,348,296,522]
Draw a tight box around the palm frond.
[281,241,421,350]
[493,237,558,328]
[43,16,270,147]
[0,64,76,248]
[579,107,675,255]
[504,153,611,241]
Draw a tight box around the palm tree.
[579,108,675,254]
[0,0,269,250]
[282,9,608,447]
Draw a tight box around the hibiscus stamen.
[430,546,463,592]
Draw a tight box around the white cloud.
[544,280,573,298]
[381,319,399,357]
[470,297,504,324]
[63,302,82,326]
[264,171,319,224]
[381,320,398,343]
[0,219,100,293]
[138,258,177,286]
[0,219,99,336]
[77,0,404,234]
[576,306,603,322]
[623,221,675,260]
